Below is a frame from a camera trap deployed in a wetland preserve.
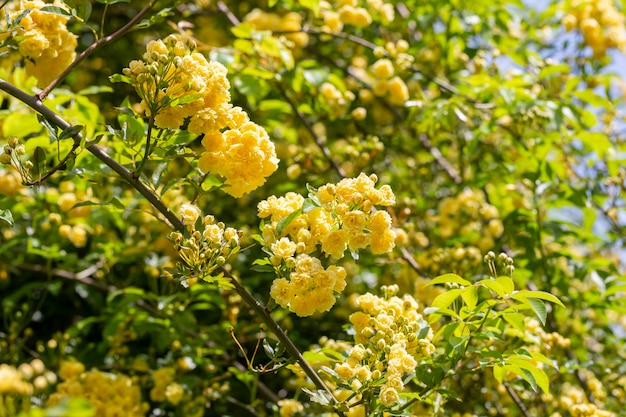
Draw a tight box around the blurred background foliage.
[1,0,625,416]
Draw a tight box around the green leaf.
[502,312,525,333]
[578,109,597,128]
[302,388,333,406]
[59,124,84,140]
[77,85,114,95]
[430,288,464,310]
[37,114,58,142]
[494,276,515,295]
[298,0,319,15]
[109,73,131,84]
[276,208,303,235]
[201,175,223,192]
[512,290,564,307]
[538,63,570,80]
[302,197,320,213]
[32,146,47,179]
[40,6,72,16]
[426,273,471,287]
[493,365,507,384]
[572,90,610,108]
[231,22,254,38]
[66,0,92,21]
[0,209,13,226]
[526,297,547,325]
[506,356,550,393]
[577,131,612,157]
[478,278,506,297]
[461,285,478,310]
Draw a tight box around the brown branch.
[504,383,532,417]
[216,1,241,26]
[37,1,155,100]
[400,248,430,279]
[275,80,347,178]
[13,261,114,292]
[416,133,463,185]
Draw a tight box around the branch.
[0,77,339,408]
[13,261,114,292]
[400,248,430,278]
[275,80,347,178]
[37,1,155,100]
[504,383,531,417]
[216,1,241,26]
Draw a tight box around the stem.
[37,1,155,100]
[23,148,78,186]
[134,117,155,179]
[504,383,531,417]
[0,77,339,407]
[275,80,346,178]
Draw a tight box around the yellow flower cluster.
[411,189,504,275]
[259,173,396,257]
[416,245,483,276]
[169,206,241,287]
[319,0,394,33]
[258,174,397,315]
[123,35,226,129]
[244,9,309,48]
[1,0,77,87]
[0,168,23,197]
[0,363,33,395]
[563,0,626,58]
[557,382,615,417]
[433,188,503,250]
[340,285,435,408]
[48,361,148,417]
[369,58,410,106]
[319,82,355,120]
[270,253,347,316]
[525,318,571,349]
[149,367,184,405]
[123,34,278,197]
[58,223,89,248]
[198,116,279,197]
[277,398,304,417]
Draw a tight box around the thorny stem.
[0,77,340,409]
[37,1,155,100]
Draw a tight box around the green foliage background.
[1,0,625,416]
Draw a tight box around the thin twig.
[37,1,155,100]
[13,261,114,292]
[0,77,339,408]
[416,133,463,185]
[216,1,241,26]
[23,147,79,186]
[275,80,346,178]
[504,383,531,417]
[400,248,429,278]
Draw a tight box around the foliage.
[1,0,625,416]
